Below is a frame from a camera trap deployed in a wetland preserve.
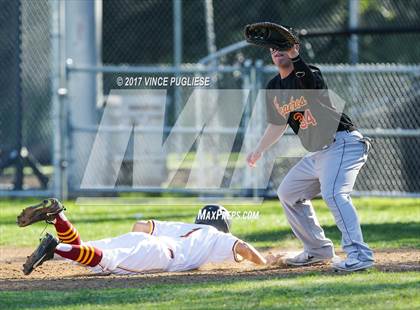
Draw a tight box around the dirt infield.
[0,247,418,291]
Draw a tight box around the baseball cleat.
[333,258,374,272]
[285,251,334,266]
[23,233,59,275]
[17,198,65,227]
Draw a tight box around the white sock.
[56,243,72,252]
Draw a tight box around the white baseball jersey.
[85,220,240,275]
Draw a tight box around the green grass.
[0,271,419,309]
[1,197,419,309]
[1,197,419,249]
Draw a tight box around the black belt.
[337,126,356,133]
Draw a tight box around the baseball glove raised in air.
[244,22,299,51]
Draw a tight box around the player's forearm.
[244,243,267,265]
[255,123,287,154]
[235,241,267,265]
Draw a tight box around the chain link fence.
[264,64,420,195]
[0,0,51,192]
[0,1,20,155]
[101,0,420,65]
[0,0,419,197]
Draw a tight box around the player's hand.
[246,150,262,168]
[287,44,299,59]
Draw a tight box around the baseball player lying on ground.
[17,199,267,275]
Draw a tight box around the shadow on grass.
[239,222,420,246]
[1,268,419,309]
[0,213,195,226]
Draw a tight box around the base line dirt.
[0,247,419,291]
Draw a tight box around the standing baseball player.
[245,23,374,271]
[18,199,266,275]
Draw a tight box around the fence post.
[254,59,264,198]
[59,0,69,200]
[65,0,99,192]
[241,60,252,193]
[51,0,63,199]
[348,0,359,64]
[173,0,182,118]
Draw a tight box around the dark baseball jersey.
[266,55,355,151]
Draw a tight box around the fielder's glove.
[244,22,299,51]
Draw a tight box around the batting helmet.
[194,204,232,233]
